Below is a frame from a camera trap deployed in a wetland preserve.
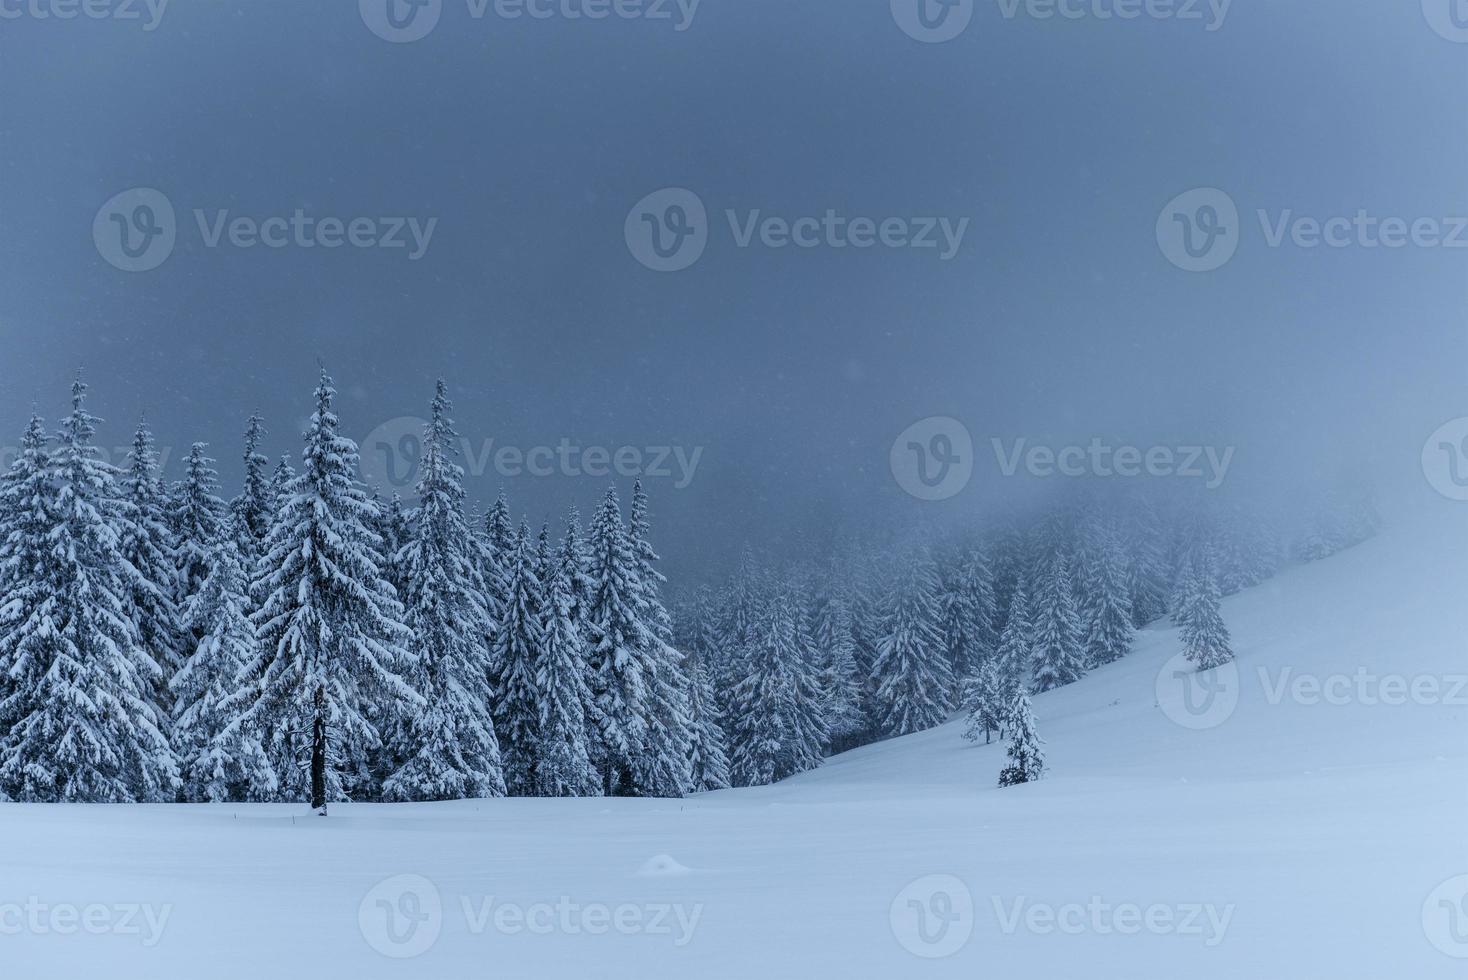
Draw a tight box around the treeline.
[673,476,1380,784]
[0,374,715,807]
[0,370,1381,806]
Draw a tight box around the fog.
[1,0,1463,583]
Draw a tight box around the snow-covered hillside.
[3,504,1464,980]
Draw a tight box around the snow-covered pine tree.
[959,545,999,670]
[684,657,732,791]
[713,545,762,712]
[583,485,664,796]
[238,371,420,813]
[269,453,295,506]
[535,523,553,582]
[937,549,981,685]
[119,418,187,703]
[1177,548,1234,671]
[230,414,272,563]
[870,547,953,735]
[818,590,867,751]
[172,528,272,801]
[961,658,1006,745]
[628,480,674,644]
[625,481,694,797]
[481,491,514,613]
[533,538,600,797]
[1081,519,1134,668]
[382,382,506,802]
[1168,513,1210,623]
[376,490,412,603]
[994,583,1033,703]
[172,443,227,620]
[998,688,1045,787]
[491,522,545,796]
[781,599,829,780]
[1030,549,1086,692]
[0,416,53,759]
[727,592,825,786]
[0,379,178,802]
[1123,498,1171,628]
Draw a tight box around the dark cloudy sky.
[1,1,1463,581]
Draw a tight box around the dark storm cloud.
[0,0,1463,581]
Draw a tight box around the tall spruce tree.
[1178,549,1234,671]
[818,590,867,750]
[534,541,600,797]
[1031,549,1086,692]
[0,379,178,802]
[119,419,187,699]
[727,593,826,786]
[684,657,732,792]
[583,485,670,796]
[172,442,227,616]
[491,522,546,796]
[0,416,53,763]
[231,414,272,563]
[624,481,693,798]
[172,530,272,801]
[1124,499,1171,628]
[1082,520,1135,668]
[871,548,953,735]
[381,382,506,801]
[994,584,1033,700]
[237,371,420,813]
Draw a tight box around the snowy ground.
[3,503,1465,979]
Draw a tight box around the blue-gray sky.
[1,1,1464,581]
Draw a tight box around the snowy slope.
[2,503,1464,980]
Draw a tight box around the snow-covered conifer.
[172,530,271,801]
[534,542,600,797]
[237,371,419,812]
[172,442,226,621]
[1031,549,1086,692]
[0,379,178,802]
[231,414,272,562]
[381,382,506,801]
[1177,549,1234,671]
[994,584,1033,700]
[684,657,731,792]
[870,548,953,735]
[1081,520,1134,667]
[961,658,1007,745]
[0,416,53,753]
[818,590,867,750]
[119,419,187,695]
[491,522,546,795]
[998,689,1045,787]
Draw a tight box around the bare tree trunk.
[310,684,327,815]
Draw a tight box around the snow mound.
[635,853,694,877]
